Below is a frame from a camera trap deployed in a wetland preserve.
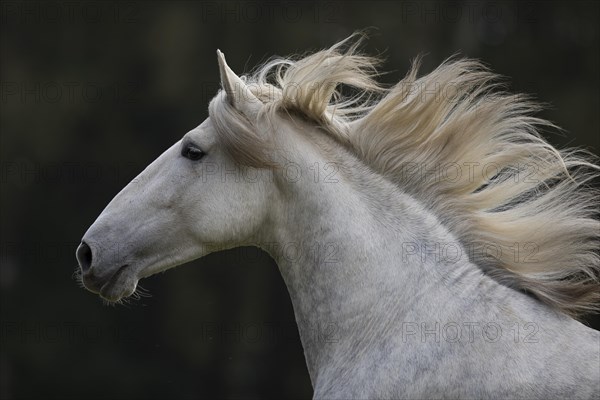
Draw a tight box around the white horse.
[76,35,600,398]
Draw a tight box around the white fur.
[78,35,600,398]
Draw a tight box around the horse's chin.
[97,266,138,303]
[100,279,137,303]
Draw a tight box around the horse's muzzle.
[76,241,127,295]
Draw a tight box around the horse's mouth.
[99,264,136,302]
[83,264,137,302]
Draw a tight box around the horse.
[76,34,600,398]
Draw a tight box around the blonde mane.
[209,34,600,318]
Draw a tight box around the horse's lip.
[99,264,130,298]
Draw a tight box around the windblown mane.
[209,34,600,318]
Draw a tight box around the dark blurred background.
[1,1,598,399]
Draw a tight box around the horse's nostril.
[76,241,93,272]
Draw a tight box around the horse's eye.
[182,144,205,161]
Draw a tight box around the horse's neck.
[261,144,503,385]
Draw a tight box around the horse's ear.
[216,50,262,119]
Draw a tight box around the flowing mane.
[208,34,600,318]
